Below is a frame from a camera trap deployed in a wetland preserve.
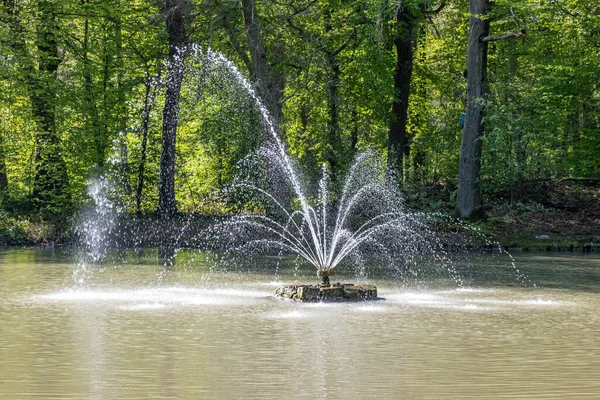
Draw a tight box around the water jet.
[77,47,479,297]
[183,47,477,300]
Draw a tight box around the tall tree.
[456,0,489,219]
[280,0,367,178]
[387,1,446,182]
[3,0,71,218]
[158,0,190,217]
[135,67,162,215]
[240,0,283,125]
[321,5,355,178]
[79,0,103,169]
[388,4,417,181]
[0,134,8,189]
[457,0,524,219]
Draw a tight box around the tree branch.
[282,0,318,19]
[281,70,318,105]
[222,10,253,76]
[481,29,525,43]
[552,0,581,17]
[332,28,356,57]
[431,1,446,15]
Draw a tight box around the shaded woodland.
[0,0,598,243]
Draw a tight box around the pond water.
[1,248,599,399]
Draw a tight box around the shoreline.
[2,239,598,254]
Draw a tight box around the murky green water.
[1,248,600,399]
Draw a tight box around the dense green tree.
[3,0,71,219]
[0,0,597,234]
[387,0,447,182]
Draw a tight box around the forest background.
[0,0,598,247]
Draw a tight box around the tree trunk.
[326,58,342,175]
[158,0,188,218]
[321,6,347,179]
[4,0,71,217]
[456,0,490,220]
[388,7,418,182]
[81,2,102,171]
[31,0,71,217]
[582,94,598,131]
[508,39,526,190]
[113,13,131,194]
[350,109,359,157]
[136,69,161,214]
[0,134,8,189]
[100,36,110,168]
[223,8,254,76]
[240,0,282,125]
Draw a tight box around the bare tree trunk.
[326,58,342,175]
[158,0,189,218]
[136,69,161,214]
[456,0,490,220]
[0,134,8,189]
[240,0,282,125]
[388,6,418,182]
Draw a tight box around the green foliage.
[175,56,264,213]
[407,2,469,185]
[0,0,597,237]
[0,211,30,245]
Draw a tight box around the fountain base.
[274,282,378,302]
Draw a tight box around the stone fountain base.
[274,282,378,302]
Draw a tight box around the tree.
[240,0,283,126]
[387,1,446,182]
[158,0,190,217]
[3,0,71,219]
[135,67,162,214]
[0,135,8,189]
[279,0,370,179]
[456,0,524,219]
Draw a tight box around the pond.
[1,248,599,399]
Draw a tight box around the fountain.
[212,148,425,302]
[73,176,121,285]
[190,47,464,301]
[74,46,486,300]
[4,38,575,399]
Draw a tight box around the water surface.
[1,249,599,399]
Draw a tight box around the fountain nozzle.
[317,270,334,287]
